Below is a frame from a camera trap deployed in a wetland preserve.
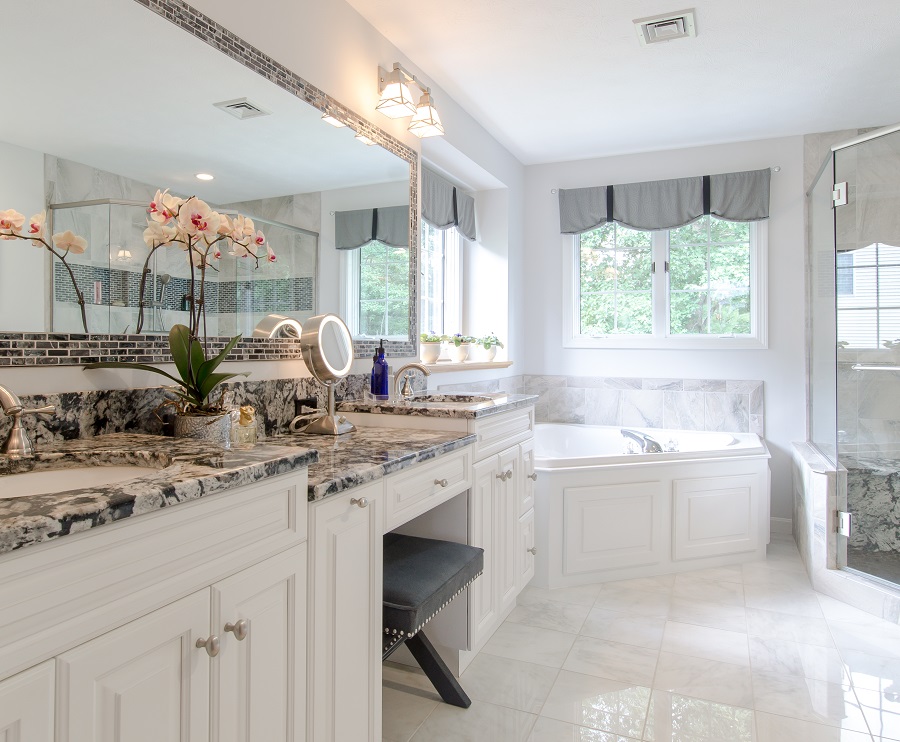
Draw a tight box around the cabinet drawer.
[472,408,534,461]
[384,448,472,531]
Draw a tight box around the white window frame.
[419,222,462,336]
[339,243,410,341]
[562,220,768,349]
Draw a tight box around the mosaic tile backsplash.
[439,374,764,435]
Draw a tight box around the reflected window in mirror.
[420,222,462,335]
[342,240,410,340]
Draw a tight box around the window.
[836,242,900,348]
[564,215,767,348]
[420,221,461,335]
[342,241,410,339]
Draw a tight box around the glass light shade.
[407,93,444,138]
[376,78,417,119]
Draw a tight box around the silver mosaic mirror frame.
[0,0,417,366]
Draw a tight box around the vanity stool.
[382,533,484,708]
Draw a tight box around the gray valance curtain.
[335,205,409,250]
[558,168,770,234]
[422,168,477,241]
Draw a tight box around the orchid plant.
[137,189,276,338]
[0,209,90,332]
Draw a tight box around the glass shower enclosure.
[808,124,900,587]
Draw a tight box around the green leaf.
[196,334,242,385]
[168,325,192,384]
[189,339,206,386]
[83,361,184,387]
[199,371,249,403]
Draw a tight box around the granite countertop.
[337,392,537,420]
[267,426,477,501]
[0,433,318,555]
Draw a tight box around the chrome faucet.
[0,385,56,458]
[393,363,431,401]
[620,428,663,454]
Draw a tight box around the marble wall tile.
[664,391,706,431]
[438,379,502,393]
[704,392,750,433]
[643,378,683,391]
[621,390,664,428]
[584,389,622,426]
[726,380,763,395]
[548,388,586,425]
[750,415,764,436]
[684,379,727,392]
[497,375,525,394]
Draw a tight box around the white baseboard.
[770,517,792,535]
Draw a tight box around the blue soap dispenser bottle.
[371,339,389,397]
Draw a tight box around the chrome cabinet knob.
[434,478,449,487]
[527,547,537,555]
[196,635,220,657]
[496,472,507,481]
[528,472,538,481]
[350,497,368,509]
[506,470,513,479]
[225,619,249,641]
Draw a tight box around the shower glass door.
[833,128,900,586]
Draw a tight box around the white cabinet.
[520,437,536,515]
[308,482,382,742]
[517,509,536,590]
[58,590,211,742]
[0,661,55,742]
[469,458,499,643]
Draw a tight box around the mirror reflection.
[0,0,411,346]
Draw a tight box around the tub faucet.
[0,385,56,458]
[620,428,663,454]
[393,363,431,401]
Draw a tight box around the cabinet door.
[309,485,382,742]
[517,509,536,590]
[519,438,536,515]
[58,590,210,742]
[469,457,498,648]
[213,544,307,742]
[496,446,520,614]
[0,661,54,742]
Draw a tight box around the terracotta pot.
[173,412,232,447]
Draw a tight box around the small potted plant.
[446,333,476,363]
[419,332,443,363]
[475,333,504,362]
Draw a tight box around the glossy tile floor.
[383,535,900,741]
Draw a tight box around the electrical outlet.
[295,397,318,416]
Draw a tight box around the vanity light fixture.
[376,62,445,138]
[355,133,377,146]
[115,249,132,262]
[195,173,215,181]
[321,113,346,127]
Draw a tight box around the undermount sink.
[1,465,159,499]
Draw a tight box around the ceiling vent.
[633,9,697,45]
[213,98,271,120]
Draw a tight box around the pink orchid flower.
[0,209,25,239]
[52,230,88,254]
[266,245,276,263]
[177,197,221,239]
[27,211,46,245]
[253,230,266,248]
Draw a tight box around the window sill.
[422,360,514,373]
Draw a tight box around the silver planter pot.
[173,413,231,447]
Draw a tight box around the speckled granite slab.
[337,393,537,420]
[267,427,477,501]
[0,434,317,555]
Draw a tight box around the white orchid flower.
[253,230,266,249]
[230,242,251,258]
[148,189,175,223]
[27,211,46,245]
[177,197,221,239]
[217,213,233,236]
[0,209,25,239]
[143,220,177,248]
[52,230,88,254]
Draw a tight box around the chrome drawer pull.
[196,635,220,657]
[434,478,449,487]
[528,472,538,481]
[496,472,507,481]
[527,547,537,555]
[351,497,369,509]
[506,469,513,478]
[225,619,249,641]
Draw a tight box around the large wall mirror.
[0,0,416,362]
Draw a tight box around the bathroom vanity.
[0,396,536,742]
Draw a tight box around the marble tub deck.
[0,433,318,555]
[337,393,538,420]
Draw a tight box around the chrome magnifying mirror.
[300,313,356,435]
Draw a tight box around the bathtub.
[531,423,771,589]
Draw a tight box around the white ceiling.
[346,0,900,165]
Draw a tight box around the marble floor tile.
[745,606,835,647]
[383,685,439,742]
[562,636,659,686]
[754,711,876,741]
[854,686,900,742]
[528,716,640,741]
[661,621,750,666]
[481,622,578,668]
[580,608,667,650]
[642,690,755,742]
[520,583,604,607]
[409,699,537,742]
[841,648,900,692]
[604,574,676,592]
[539,670,650,738]
[668,597,747,632]
[593,585,671,618]
[743,584,824,618]
[653,651,755,709]
[751,671,870,733]
[671,574,745,607]
[828,618,900,661]
[741,562,814,589]
[508,596,592,634]
[680,564,745,584]
[819,593,892,625]
[460,654,559,715]
[383,662,441,697]
[750,637,848,684]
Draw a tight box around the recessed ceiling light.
[195,173,215,181]
[354,134,376,146]
[321,113,346,128]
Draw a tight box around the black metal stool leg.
[405,632,471,708]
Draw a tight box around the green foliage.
[479,333,504,349]
[85,324,249,414]
[359,241,409,336]
[420,332,443,343]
